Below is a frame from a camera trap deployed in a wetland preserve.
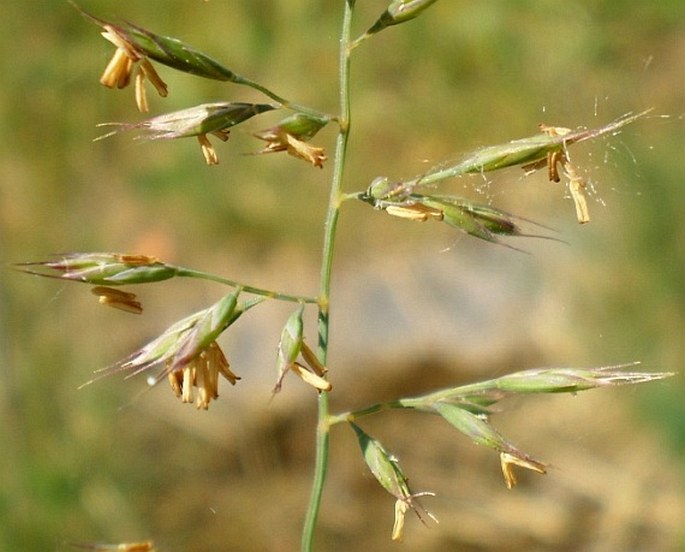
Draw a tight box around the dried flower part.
[139,58,168,97]
[522,124,592,223]
[197,134,219,165]
[99,46,134,89]
[253,113,329,168]
[289,362,332,392]
[256,133,327,168]
[299,341,327,377]
[91,286,143,314]
[561,154,590,224]
[391,499,409,541]
[167,341,239,410]
[16,252,177,285]
[500,452,546,490]
[97,23,169,112]
[350,423,437,540]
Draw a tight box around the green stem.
[300,2,355,551]
[174,266,317,304]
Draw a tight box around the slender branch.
[300,2,355,551]
[174,266,317,303]
[232,74,334,122]
[327,400,402,426]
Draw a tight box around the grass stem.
[300,2,355,550]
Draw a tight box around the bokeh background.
[1,1,684,550]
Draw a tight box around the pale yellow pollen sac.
[197,134,219,165]
[91,286,143,314]
[207,341,240,385]
[182,365,195,404]
[167,368,183,398]
[134,70,149,113]
[139,58,168,98]
[562,158,591,224]
[385,203,444,222]
[167,365,202,406]
[300,341,327,377]
[499,452,547,490]
[391,499,409,541]
[116,253,159,265]
[194,360,216,410]
[100,47,134,89]
[290,362,332,392]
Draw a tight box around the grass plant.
[13,2,677,550]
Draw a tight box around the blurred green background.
[1,1,684,550]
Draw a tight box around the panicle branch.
[336,363,672,488]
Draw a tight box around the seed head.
[75,3,239,111]
[350,422,437,540]
[16,253,177,285]
[272,309,331,394]
[273,305,305,393]
[494,363,674,394]
[362,192,557,248]
[97,102,276,165]
[353,0,440,49]
[81,292,262,409]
